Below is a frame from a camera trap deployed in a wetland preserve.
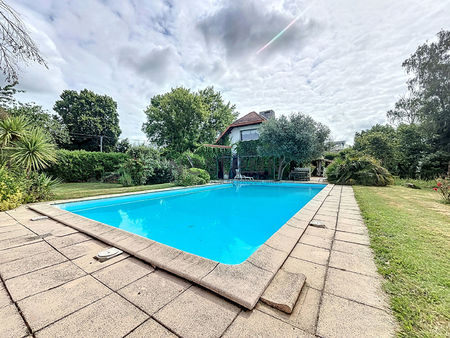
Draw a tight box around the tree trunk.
[277,157,285,181]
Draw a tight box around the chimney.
[259,110,275,120]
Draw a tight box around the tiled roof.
[215,112,266,143]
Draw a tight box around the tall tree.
[395,30,450,152]
[353,124,398,174]
[257,113,330,180]
[142,86,237,156]
[53,89,121,152]
[0,0,47,83]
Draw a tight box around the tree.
[115,138,131,153]
[402,30,450,153]
[197,86,237,142]
[9,103,69,147]
[353,124,398,174]
[396,124,428,178]
[53,89,121,152]
[0,81,22,107]
[257,113,330,180]
[142,86,237,156]
[387,94,421,124]
[0,1,47,83]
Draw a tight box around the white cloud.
[8,0,450,144]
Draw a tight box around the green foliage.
[177,151,206,169]
[9,103,70,147]
[175,167,210,186]
[326,155,394,186]
[401,30,450,153]
[0,114,28,147]
[354,124,398,173]
[193,144,232,179]
[418,151,450,180]
[235,140,259,156]
[117,145,177,186]
[434,178,450,203]
[21,172,61,203]
[142,86,237,156]
[46,150,127,182]
[9,128,57,172]
[54,89,121,152]
[115,138,131,153]
[323,152,339,161]
[353,124,431,178]
[0,166,59,211]
[0,165,23,211]
[258,113,330,180]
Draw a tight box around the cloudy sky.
[10,0,450,144]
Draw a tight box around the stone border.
[29,182,333,309]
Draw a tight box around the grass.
[393,177,438,189]
[353,184,449,337]
[52,182,177,200]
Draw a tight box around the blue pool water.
[57,182,325,264]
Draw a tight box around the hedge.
[46,150,127,182]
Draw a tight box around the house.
[215,110,275,146]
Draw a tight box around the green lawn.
[52,182,177,200]
[353,185,450,337]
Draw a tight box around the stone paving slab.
[223,309,313,337]
[325,267,389,310]
[0,249,67,280]
[283,257,327,290]
[5,261,86,301]
[45,232,91,249]
[36,293,148,338]
[317,293,396,338]
[0,284,12,309]
[260,269,306,313]
[0,304,29,338]
[329,249,379,277]
[18,275,111,331]
[257,286,322,334]
[126,318,176,338]
[0,241,53,265]
[118,270,191,315]
[154,286,240,338]
[335,231,370,245]
[290,243,330,265]
[92,257,154,291]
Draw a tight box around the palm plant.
[0,115,29,147]
[9,128,57,172]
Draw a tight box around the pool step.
[260,269,306,314]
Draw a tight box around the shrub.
[418,151,450,180]
[0,166,23,211]
[176,167,210,186]
[326,155,394,186]
[433,178,450,204]
[46,150,127,182]
[117,146,177,186]
[176,151,206,169]
[21,172,60,203]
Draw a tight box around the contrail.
[256,4,315,55]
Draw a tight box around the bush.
[21,172,60,203]
[326,155,394,186]
[176,151,206,169]
[0,166,23,211]
[418,151,450,180]
[176,167,210,186]
[434,178,450,204]
[117,146,177,186]
[46,150,127,182]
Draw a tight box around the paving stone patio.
[0,185,397,337]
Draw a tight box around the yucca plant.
[0,115,29,147]
[9,128,57,172]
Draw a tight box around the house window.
[240,129,259,141]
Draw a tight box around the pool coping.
[28,181,333,310]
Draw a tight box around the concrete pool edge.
[28,182,333,309]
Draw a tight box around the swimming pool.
[57,182,325,264]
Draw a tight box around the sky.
[9,0,450,144]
